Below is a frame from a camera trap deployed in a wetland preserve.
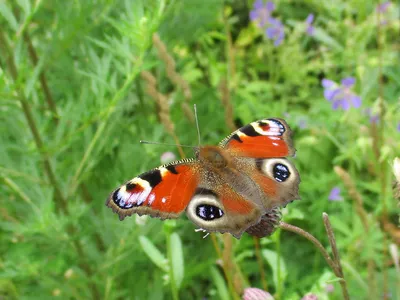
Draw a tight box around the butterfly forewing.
[106,159,200,220]
[219,118,295,158]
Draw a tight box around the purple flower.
[329,187,343,201]
[376,1,391,13]
[265,18,285,46]
[365,108,379,124]
[298,119,307,129]
[397,122,400,132]
[250,0,275,28]
[250,1,285,47]
[305,14,315,36]
[322,77,361,110]
[160,151,176,164]
[243,288,274,300]
[301,294,318,300]
[325,284,335,293]
[376,1,391,25]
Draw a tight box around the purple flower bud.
[365,108,380,124]
[250,0,276,28]
[243,288,274,300]
[328,187,343,201]
[301,294,318,300]
[306,14,314,24]
[341,77,356,87]
[376,1,391,13]
[160,152,176,164]
[321,79,336,88]
[305,14,315,36]
[325,284,335,293]
[298,119,307,129]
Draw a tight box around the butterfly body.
[106,118,300,238]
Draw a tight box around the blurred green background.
[1,0,399,299]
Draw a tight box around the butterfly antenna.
[140,140,196,148]
[194,104,201,146]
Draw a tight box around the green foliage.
[1,0,399,299]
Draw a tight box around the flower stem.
[166,232,179,300]
[279,222,337,273]
[253,237,268,291]
[322,213,350,300]
[279,216,350,300]
[210,234,240,300]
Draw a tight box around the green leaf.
[0,3,18,31]
[262,249,287,289]
[210,266,230,300]
[313,28,343,51]
[16,0,31,15]
[325,277,345,283]
[139,235,169,272]
[169,232,184,289]
[235,25,257,47]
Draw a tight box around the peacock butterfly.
[106,118,300,239]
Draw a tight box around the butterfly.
[106,118,300,239]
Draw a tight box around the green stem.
[166,233,179,300]
[276,229,282,299]
[280,215,350,300]
[322,213,350,300]
[253,237,268,291]
[278,222,338,279]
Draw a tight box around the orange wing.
[219,118,295,158]
[106,160,200,220]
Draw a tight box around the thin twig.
[279,221,337,273]
[152,33,194,123]
[334,165,376,296]
[219,79,236,132]
[23,32,59,123]
[334,166,369,231]
[377,6,389,299]
[280,219,350,300]
[323,213,350,300]
[222,234,241,300]
[220,8,236,132]
[253,237,268,291]
[141,70,186,158]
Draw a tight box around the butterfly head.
[197,146,230,169]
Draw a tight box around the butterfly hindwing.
[185,184,263,239]
[219,118,295,158]
[106,160,200,220]
[230,157,300,210]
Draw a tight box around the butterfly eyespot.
[273,163,290,182]
[196,204,224,221]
